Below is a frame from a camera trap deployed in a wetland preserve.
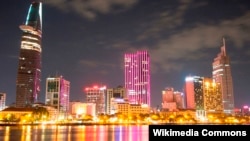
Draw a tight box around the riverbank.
[0,121,151,126]
[0,121,248,126]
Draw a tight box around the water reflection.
[0,125,148,141]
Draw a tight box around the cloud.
[44,0,139,20]
[149,11,250,73]
[77,59,116,75]
[137,0,201,40]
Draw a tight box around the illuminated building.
[203,78,223,113]
[162,87,174,103]
[173,91,185,109]
[185,76,196,109]
[117,102,150,115]
[162,87,185,111]
[185,76,204,110]
[162,87,176,111]
[15,2,42,107]
[212,38,234,114]
[45,76,70,118]
[85,85,106,114]
[69,101,96,118]
[124,50,151,107]
[106,85,127,115]
[0,93,6,111]
[185,76,223,119]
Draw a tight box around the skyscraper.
[124,50,150,107]
[185,75,203,110]
[15,2,42,107]
[212,38,234,114]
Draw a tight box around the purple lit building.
[45,76,70,118]
[124,50,151,107]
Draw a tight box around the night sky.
[0,0,250,108]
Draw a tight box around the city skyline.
[0,0,250,108]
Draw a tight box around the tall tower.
[124,50,151,107]
[212,38,234,114]
[15,2,42,107]
[185,76,204,110]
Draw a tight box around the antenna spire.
[221,37,226,56]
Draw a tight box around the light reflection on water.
[0,125,148,141]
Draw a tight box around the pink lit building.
[162,87,174,103]
[185,76,196,109]
[124,50,150,107]
[45,75,70,118]
[85,85,106,114]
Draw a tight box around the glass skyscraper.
[15,2,42,107]
[124,50,151,107]
[212,38,234,114]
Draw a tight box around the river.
[0,124,149,141]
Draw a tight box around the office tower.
[185,76,204,110]
[15,2,42,107]
[85,85,106,114]
[0,93,6,111]
[185,76,195,109]
[212,38,234,114]
[106,85,127,115]
[45,76,70,117]
[124,50,151,107]
[203,78,223,112]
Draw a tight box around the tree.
[32,106,49,121]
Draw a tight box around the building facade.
[85,85,106,114]
[69,101,96,118]
[212,38,234,114]
[203,77,223,112]
[106,86,127,115]
[124,50,151,107]
[173,91,185,109]
[185,76,204,110]
[45,76,70,118]
[185,76,196,109]
[0,93,6,111]
[15,2,42,107]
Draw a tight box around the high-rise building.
[15,2,42,107]
[185,76,204,110]
[45,76,70,117]
[124,50,150,107]
[0,93,6,111]
[203,78,223,112]
[85,85,106,114]
[212,38,234,114]
[185,76,196,109]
